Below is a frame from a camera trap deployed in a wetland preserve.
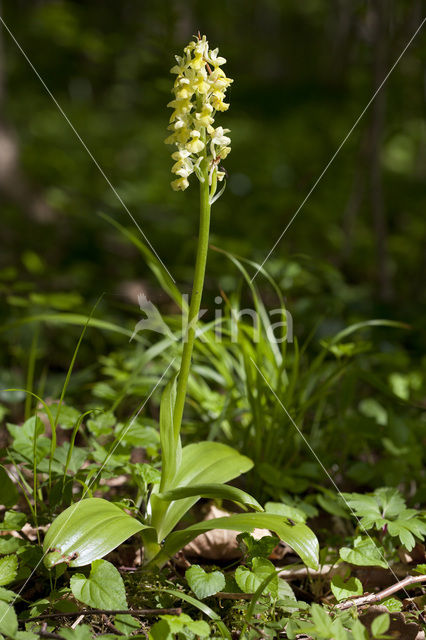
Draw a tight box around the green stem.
[172,161,211,436]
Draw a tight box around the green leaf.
[330,575,363,602]
[414,564,426,574]
[15,631,38,640]
[277,578,296,601]
[235,557,278,596]
[158,483,262,512]
[0,588,17,603]
[310,603,334,635]
[6,417,50,464]
[114,613,140,635]
[151,441,253,540]
[70,559,127,609]
[0,538,25,555]
[0,601,18,638]
[155,513,319,570]
[339,536,388,568]
[0,469,18,508]
[43,498,149,568]
[265,501,307,523]
[185,565,225,599]
[352,619,369,640]
[0,511,26,532]
[86,412,115,437]
[381,597,402,612]
[0,557,18,587]
[59,625,93,640]
[158,374,179,492]
[371,612,390,637]
[159,588,231,639]
[237,532,278,561]
[150,613,210,640]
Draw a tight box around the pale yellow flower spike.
[166,34,232,191]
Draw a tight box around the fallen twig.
[336,574,426,610]
[25,607,182,622]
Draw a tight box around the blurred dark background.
[0,0,425,383]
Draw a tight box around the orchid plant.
[43,35,319,573]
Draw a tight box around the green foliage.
[371,613,390,638]
[185,565,225,600]
[150,613,210,639]
[330,574,363,602]
[0,601,18,638]
[339,536,388,568]
[342,487,426,550]
[237,532,279,562]
[43,498,147,568]
[70,559,127,609]
[235,557,278,597]
[0,557,18,587]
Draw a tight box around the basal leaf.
[151,442,253,541]
[70,559,127,609]
[152,512,319,570]
[43,498,148,568]
[158,483,262,511]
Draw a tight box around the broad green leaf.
[153,512,319,570]
[0,601,18,638]
[235,557,277,596]
[185,565,225,599]
[0,557,18,587]
[158,483,262,511]
[43,498,149,568]
[70,559,127,609]
[330,575,363,602]
[159,588,231,639]
[339,536,388,568]
[151,442,253,540]
[371,612,390,637]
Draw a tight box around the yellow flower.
[166,34,232,191]
[171,176,189,191]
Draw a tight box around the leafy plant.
[342,487,426,550]
[42,34,319,576]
